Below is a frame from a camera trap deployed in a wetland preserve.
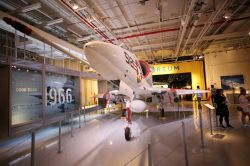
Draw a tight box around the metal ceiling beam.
[132,31,248,51]
[21,2,42,13]
[46,18,64,26]
[181,0,209,54]
[76,35,93,42]
[114,15,250,41]
[196,0,249,54]
[58,0,111,42]
[174,0,197,56]
[112,19,180,34]
[189,0,229,53]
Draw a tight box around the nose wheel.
[124,127,131,141]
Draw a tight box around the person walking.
[214,89,233,128]
[238,88,250,127]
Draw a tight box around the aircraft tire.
[125,127,131,141]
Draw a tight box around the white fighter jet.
[0,11,208,140]
[84,41,209,141]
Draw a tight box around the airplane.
[84,41,209,141]
[0,11,209,141]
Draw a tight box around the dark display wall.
[11,68,43,125]
[11,67,80,126]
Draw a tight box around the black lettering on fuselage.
[124,51,143,82]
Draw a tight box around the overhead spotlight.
[181,19,185,26]
[72,3,79,10]
[198,54,204,59]
[223,11,232,19]
[248,32,250,36]
[69,0,79,10]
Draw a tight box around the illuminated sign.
[46,73,80,116]
[150,61,206,99]
[151,65,180,74]
[47,88,73,106]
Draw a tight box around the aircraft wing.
[175,89,210,95]
[144,87,209,95]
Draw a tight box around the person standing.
[196,86,203,109]
[211,85,217,106]
[157,94,165,117]
[214,89,233,128]
[238,88,250,127]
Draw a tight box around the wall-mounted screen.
[46,72,80,118]
[11,68,42,125]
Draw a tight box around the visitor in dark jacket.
[214,89,233,128]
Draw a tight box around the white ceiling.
[0,0,250,63]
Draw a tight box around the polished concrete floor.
[0,101,250,166]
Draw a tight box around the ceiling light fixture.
[72,3,79,10]
[223,12,232,19]
[181,19,185,26]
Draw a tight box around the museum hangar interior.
[0,0,250,166]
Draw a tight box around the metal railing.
[123,104,215,166]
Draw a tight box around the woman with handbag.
[239,88,250,127]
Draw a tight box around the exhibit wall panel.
[80,79,98,106]
[205,49,250,90]
[11,68,43,125]
[151,61,206,92]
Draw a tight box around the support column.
[208,108,214,135]
[79,108,81,128]
[58,120,62,153]
[198,108,205,148]
[71,112,74,137]
[182,121,189,166]
[148,144,152,166]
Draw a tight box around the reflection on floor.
[0,101,250,166]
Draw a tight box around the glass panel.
[46,72,80,118]
[11,67,42,125]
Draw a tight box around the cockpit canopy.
[139,60,151,78]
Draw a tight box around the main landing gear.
[124,107,132,141]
